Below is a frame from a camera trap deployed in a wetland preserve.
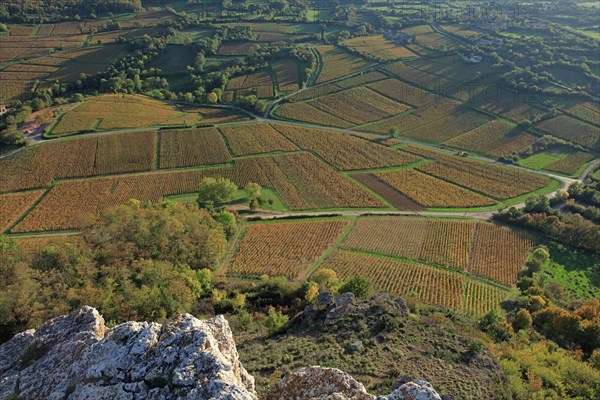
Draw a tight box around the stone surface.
[266,366,375,400]
[267,366,442,400]
[387,379,442,400]
[0,306,257,400]
[0,302,443,400]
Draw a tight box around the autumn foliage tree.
[0,201,230,340]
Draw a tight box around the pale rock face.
[266,366,375,400]
[0,306,257,400]
[0,305,443,400]
[266,366,442,400]
[387,380,442,400]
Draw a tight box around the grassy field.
[517,147,577,170]
[544,242,600,301]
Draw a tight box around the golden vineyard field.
[159,128,231,168]
[443,121,537,157]
[320,250,507,315]
[219,123,298,156]
[374,169,496,208]
[10,152,388,232]
[230,220,350,278]
[342,217,535,286]
[310,86,410,125]
[272,124,420,170]
[0,131,157,192]
[0,190,44,232]
[403,145,550,199]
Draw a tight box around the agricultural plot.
[8,25,36,36]
[0,34,87,61]
[351,174,425,210]
[14,153,386,231]
[382,62,454,93]
[217,41,257,55]
[321,250,465,311]
[443,121,537,157]
[361,99,460,135]
[287,83,342,102]
[399,109,490,143]
[315,45,374,83]
[1,64,58,81]
[159,128,232,168]
[544,151,595,175]
[177,105,249,124]
[309,87,411,125]
[0,131,157,192]
[0,190,44,232]
[333,71,388,89]
[0,81,34,103]
[440,24,481,38]
[408,55,490,83]
[341,217,535,285]
[368,78,437,107]
[401,25,459,50]
[229,220,350,278]
[255,153,387,210]
[225,70,274,99]
[219,123,297,156]
[51,94,196,135]
[273,102,353,128]
[13,235,83,260]
[475,96,543,123]
[12,160,270,232]
[272,124,420,170]
[147,44,196,73]
[517,147,578,171]
[403,145,550,199]
[420,219,477,271]
[343,35,417,60]
[463,280,507,315]
[373,170,496,208]
[272,59,300,92]
[534,116,600,150]
[469,223,535,285]
[566,102,600,125]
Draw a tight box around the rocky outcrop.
[267,366,441,400]
[0,305,443,400]
[304,291,410,324]
[0,306,257,400]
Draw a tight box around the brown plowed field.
[352,173,425,211]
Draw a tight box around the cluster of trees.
[0,201,230,341]
[0,0,142,23]
[479,246,599,398]
[494,191,600,253]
